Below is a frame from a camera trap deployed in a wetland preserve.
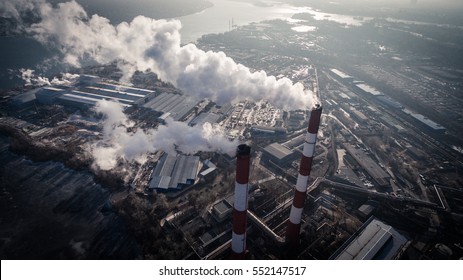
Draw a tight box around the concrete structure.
[330,217,409,260]
[286,105,323,247]
[148,154,201,192]
[232,144,251,259]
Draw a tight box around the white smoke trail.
[4,0,317,110]
[19,68,80,86]
[91,99,238,170]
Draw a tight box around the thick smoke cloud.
[91,100,238,170]
[4,0,316,110]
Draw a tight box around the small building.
[200,159,217,178]
[357,203,377,220]
[211,195,234,222]
[211,200,233,222]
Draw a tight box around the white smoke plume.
[5,0,317,110]
[91,99,238,170]
[0,0,44,20]
[19,68,80,86]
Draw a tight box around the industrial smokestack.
[232,144,251,259]
[286,105,323,248]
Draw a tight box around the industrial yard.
[1,3,463,260]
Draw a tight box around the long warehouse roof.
[332,218,408,260]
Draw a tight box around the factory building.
[376,96,404,109]
[148,154,201,192]
[343,143,391,187]
[380,115,406,133]
[330,217,409,260]
[354,83,383,96]
[143,92,200,122]
[281,134,305,150]
[330,68,353,81]
[190,112,222,126]
[262,142,295,165]
[200,159,218,177]
[402,109,446,133]
[250,125,287,136]
[35,86,66,104]
[10,90,37,109]
[349,107,368,123]
[211,195,234,222]
[212,201,233,222]
[35,76,156,109]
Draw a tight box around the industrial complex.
[1,10,463,261]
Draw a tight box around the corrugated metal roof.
[264,143,293,161]
[149,176,172,189]
[334,218,408,260]
[59,93,100,106]
[97,82,155,95]
[149,154,200,190]
[142,93,199,121]
[72,90,133,104]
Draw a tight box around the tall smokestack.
[232,144,251,259]
[286,105,323,248]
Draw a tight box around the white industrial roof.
[334,218,408,260]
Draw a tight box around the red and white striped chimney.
[286,105,322,247]
[231,144,251,259]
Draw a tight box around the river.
[0,0,394,89]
